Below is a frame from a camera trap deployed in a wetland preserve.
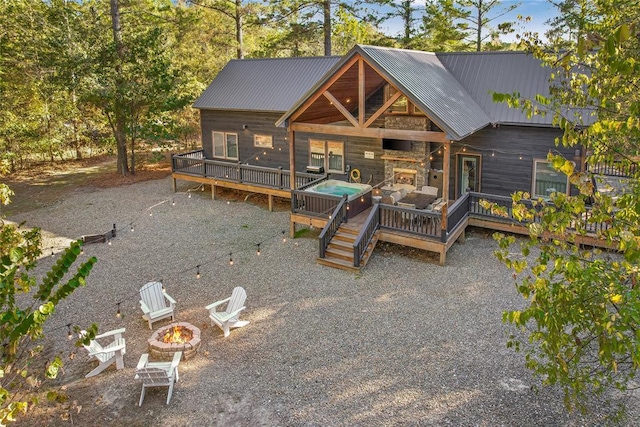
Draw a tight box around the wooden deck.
[173,151,621,269]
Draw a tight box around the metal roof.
[193,56,341,112]
[276,45,492,140]
[357,45,492,140]
[436,51,554,126]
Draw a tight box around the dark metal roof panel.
[193,56,341,112]
[359,45,491,140]
[437,51,554,126]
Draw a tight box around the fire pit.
[148,322,201,361]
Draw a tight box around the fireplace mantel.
[380,155,426,163]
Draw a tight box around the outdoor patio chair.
[79,328,126,378]
[139,281,176,330]
[205,286,249,337]
[135,352,182,406]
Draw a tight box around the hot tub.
[305,179,372,218]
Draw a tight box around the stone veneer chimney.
[382,116,431,188]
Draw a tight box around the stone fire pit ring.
[148,322,201,361]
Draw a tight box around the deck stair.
[317,225,379,272]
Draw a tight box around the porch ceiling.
[294,60,386,125]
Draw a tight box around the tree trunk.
[235,0,243,59]
[476,0,482,51]
[110,0,129,176]
[402,0,412,48]
[323,0,331,56]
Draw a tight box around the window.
[385,85,408,114]
[532,160,569,198]
[254,134,273,148]
[212,131,238,160]
[309,139,344,173]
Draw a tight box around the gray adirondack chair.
[139,281,176,330]
[135,352,181,406]
[205,286,249,337]
[80,328,126,378]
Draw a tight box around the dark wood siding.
[200,110,290,167]
[431,125,581,198]
[199,109,385,182]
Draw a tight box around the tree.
[489,0,640,412]
[459,0,520,51]
[418,0,471,52]
[0,182,97,423]
[81,0,197,175]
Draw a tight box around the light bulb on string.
[229,253,234,266]
[149,211,153,217]
[491,150,495,157]
[160,280,165,292]
[201,185,204,192]
[188,192,192,198]
[67,324,73,340]
[51,248,54,258]
[116,302,121,318]
[282,230,287,243]
[196,265,201,279]
[519,154,523,160]
[107,239,112,246]
[172,199,176,206]
[130,224,134,232]
[256,244,261,256]
[429,155,434,161]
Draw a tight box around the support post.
[268,195,273,212]
[172,176,177,193]
[289,128,296,190]
[442,140,451,204]
[211,184,216,200]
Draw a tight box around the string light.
[172,199,176,206]
[130,224,134,232]
[196,265,201,279]
[107,239,112,246]
[256,244,261,256]
[67,324,73,340]
[188,192,192,198]
[149,212,153,217]
[282,230,287,243]
[229,253,234,266]
[161,280,165,291]
[116,302,121,318]
[491,150,495,157]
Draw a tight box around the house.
[172,45,593,269]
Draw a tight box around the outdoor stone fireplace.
[382,116,431,188]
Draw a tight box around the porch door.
[456,154,481,197]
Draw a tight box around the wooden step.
[333,230,356,243]
[317,255,359,272]
[325,245,354,262]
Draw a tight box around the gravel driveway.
[9,177,638,426]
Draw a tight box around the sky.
[381,0,560,42]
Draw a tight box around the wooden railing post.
[278,167,283,189]
[237,161,242,183]
[440,204,448,243]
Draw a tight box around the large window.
[532,160,569,198]
[309,139,344,173]
[212,131,238,160]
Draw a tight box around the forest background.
[0,0,565,176]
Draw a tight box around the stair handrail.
[352,203,381,268]
[318,195,349,259]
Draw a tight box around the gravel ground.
[8,177,639,426]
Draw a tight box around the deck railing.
[445,192,471,241]
[353,203,381,268]
[291,187,341,218]
[588,160,638,177]
[379,204,442,239]
[172,151,323,190]
[319,195,349,259]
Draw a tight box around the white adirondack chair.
[139,281,176,330]
[205,286,249,337]
[80,328,126,378]
[135,352,182,406]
